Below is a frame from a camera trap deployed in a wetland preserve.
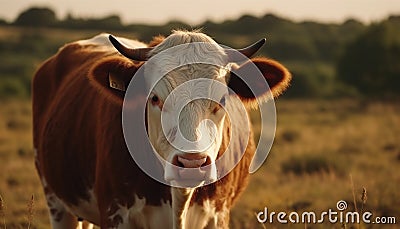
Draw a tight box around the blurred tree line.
[0,6,399,99]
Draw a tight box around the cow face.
[104,30,291,187]
[146,64,229,187]
[142,32,231,187]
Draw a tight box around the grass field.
[0,99,399,228]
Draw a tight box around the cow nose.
[173,153,211,168]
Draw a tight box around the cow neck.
[171,187,195,229]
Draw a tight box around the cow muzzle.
[164,153,217,187]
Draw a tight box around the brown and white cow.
[33,30,291,229]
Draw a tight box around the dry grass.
[0,100,48,229]
[0,195,6,229]
[232,99,400,228]
[0,99,399,228]
[26,195,34,229]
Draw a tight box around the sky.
[1,0,400,25]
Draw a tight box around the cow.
[33,30,291,229]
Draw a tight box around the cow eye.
[151,95,159,103]
[150,94,160,106]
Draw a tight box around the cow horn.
[109,35,153,61]
[236,38,266,58]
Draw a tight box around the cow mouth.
[164,154,217,187]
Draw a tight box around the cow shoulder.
[33,42,105,146]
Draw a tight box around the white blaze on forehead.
[163,77,227,110]
[161,79,228,152]
[143,31,228,91]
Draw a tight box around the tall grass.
[0,194,36,229]
[0,195,6,229]
[26,195,34,229]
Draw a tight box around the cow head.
[100,30,291,187]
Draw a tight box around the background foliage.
[0,7,399,99]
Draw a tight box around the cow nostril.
[202,156,211,167]
[172,155,185,168]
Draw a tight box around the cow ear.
[88,57,143,105]
[228,57,291,107]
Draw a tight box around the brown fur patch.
[148,35,165,47]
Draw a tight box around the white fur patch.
[66,189,100,224]
[75,33,147,51]
[109,196,172,228]
[45,192,79,228]
[77,221,94,229]
[144,31,228,92]
[141,201,172,229]
[185,200,217,229]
